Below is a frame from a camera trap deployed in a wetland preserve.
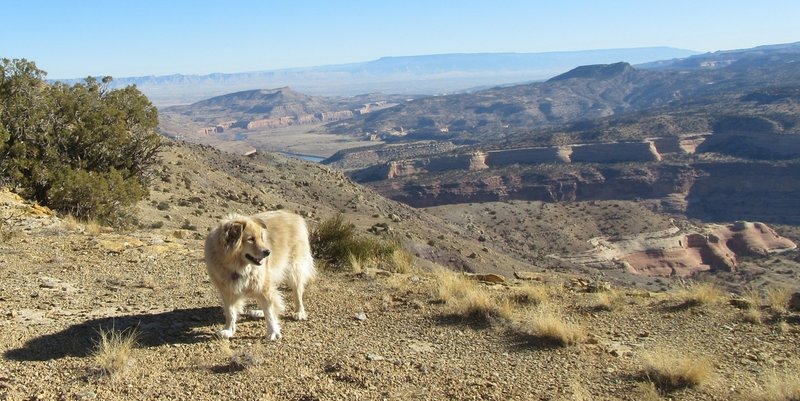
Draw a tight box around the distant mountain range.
[53,47,697,106]
[328,42,800,147]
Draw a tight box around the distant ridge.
[549,62,637,81]
[51,47,697,107]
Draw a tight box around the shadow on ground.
[4,306,223,361]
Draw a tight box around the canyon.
[328,131,800,227]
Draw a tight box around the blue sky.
[3,0,800,79]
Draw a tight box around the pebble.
[355,312,367,321]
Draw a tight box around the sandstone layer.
[565,222,797,277]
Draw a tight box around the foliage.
[0,58,161,225]
[310,214,400,270]
[48,168,146,227]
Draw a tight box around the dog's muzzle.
[245,249,270,265]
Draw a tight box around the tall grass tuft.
[642,348,712,391]
[513,305,585,347]
[91,327,138,377]
[750,368,800,401]
[434,269,510,321]
[765,285,792,314]
[674,282,724,308]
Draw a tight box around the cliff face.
[376,161,800,225]
[339,129,800,225]
[686,162,800,224]
[377,164,697,207]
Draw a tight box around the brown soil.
[1,141,799,401]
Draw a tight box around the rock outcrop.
[566,222,796,277]
[377,164,698,207]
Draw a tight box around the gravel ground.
[1,141,798,401]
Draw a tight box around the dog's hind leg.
[255,286,284,340]
[289,257,314,320]
[289,274,308,321]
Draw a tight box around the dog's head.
[219,215,271,266]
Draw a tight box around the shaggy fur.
[204,211,315,340]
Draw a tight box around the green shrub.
[0,58,161,226]
[310,214,400,270]
[48,168,145,227]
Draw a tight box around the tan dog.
[204,211,315,340]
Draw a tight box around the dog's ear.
[252,216,268,229]
[223,221,244,249]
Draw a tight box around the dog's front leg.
[217,297,241,339]
[256,287,284,340]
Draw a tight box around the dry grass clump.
[742,286,763,309]
[388,248,414,273]
[743,307,763,324]
[85,219,103,236]
[642,348,712,391]
[738,286,764,324]
[91,327,138,377]
[434,269,510,320]
[509,283,548,306]
[634,381,665,401]
[765,285,792,314]
[749,367,800,401]
[674,282,724,307]
[593,289,626,311]
[62,214,82,231]
[513,305,586,347]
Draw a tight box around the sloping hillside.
[1,141,799,401]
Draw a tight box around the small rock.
[323,361,343,373]
[75,391,97,400]
[408,341,435,353]
[366,354,385,361]
[514,271,542,281]
[464,273,506,283]
[730,298,752,309]
[789,292,800,311]
[355,312,367,321]
[39,277,60,289]
[607,342,633,357]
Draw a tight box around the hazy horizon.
[4,0,800,80]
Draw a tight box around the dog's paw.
[294,310,308,321]
[216,329,235,339]
[268,330,282,341]
[247,309,265,319]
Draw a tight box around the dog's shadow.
[4,306,223,362]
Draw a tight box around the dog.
[204,211,315,340]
